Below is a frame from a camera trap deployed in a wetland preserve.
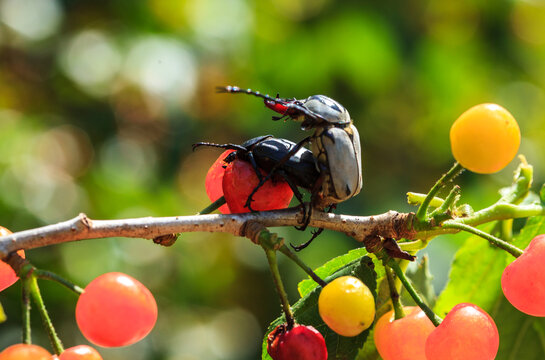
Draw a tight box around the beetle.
[217,86,362,210]
[193,135,320,221]
[194,135,332,249]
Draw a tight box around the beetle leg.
[291,228,324,251]
[276,170,308,226]
[291,205,334,251]
[309,165,327,211]
[246,152,263,182]
[245,136,312,212]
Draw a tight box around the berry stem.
[34,269,84,295]
[429,185,460,219]
[278,245,327,287]
[416,162,464,221]
[407,192,444,208]
[198,196,227,215]
[21,278,31,344]
[385,265,405,320]
[28,274,64,355]
[264,248,295,329]
[441,221,523,258]
[500,219,513,242]
[388,260,442,327]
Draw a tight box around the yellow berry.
[318,276,375,337]
[450,103,520,174]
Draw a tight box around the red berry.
[58,345,102,360]
[0,226,25,292]
[267,324,327,360]
[205,150,233,214]
[374,306,435,360]
[222,159,293,213]
[75,272,158,347]
[425,303,499,360]
[0,344,51,360]
[502,234,545,316]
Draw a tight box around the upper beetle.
[217,86,362,209]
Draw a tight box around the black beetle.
[193,135,319,216]
[194,135,334,250]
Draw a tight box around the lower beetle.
[193,135,319,217]
[217,86,362,209]
[194,135,336,250]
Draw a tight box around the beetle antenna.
[216,86,286,103]
[216,86,326,123]
[192,141,246,152]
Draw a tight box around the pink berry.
[0,226,25,292]
[267,324,327,360]
[59,345,103,359]
[0,344,51,360]
[374,306,435,360]
[75,272,157,347]
[222,159,293,213]
[425,303,499,360]
[204,150,233,214]
[502,234,545,316]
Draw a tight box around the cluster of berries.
[0,226,157,359]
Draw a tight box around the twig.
[0,210,415,258]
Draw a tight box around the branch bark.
[0,208,416,259]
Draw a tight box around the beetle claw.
[291,228,324,251]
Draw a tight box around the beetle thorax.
[303,95,351,125]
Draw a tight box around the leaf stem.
[264,248,295,329]
[28,275,64,355]
[278,245,326,287]
[416,162,463,221]
[385,265,405,320]
[441,221,523,258]
[389,260,442,327]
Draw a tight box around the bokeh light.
[1,1,545,358]
[0,0,62,41]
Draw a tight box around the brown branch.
[0,208,416,259]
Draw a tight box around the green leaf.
[511,216,545,257]
[263,256,377,360]
[492,294,545,360]
[297,247,370,297]
[434,224,507,316]
[540,184,545,204]
[0,301,5,323]
[356,327,382,360]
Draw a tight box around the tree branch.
[0,209,415,259]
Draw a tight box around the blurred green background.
[0,0,544,359]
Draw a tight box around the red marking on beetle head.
[264,100,289,114]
